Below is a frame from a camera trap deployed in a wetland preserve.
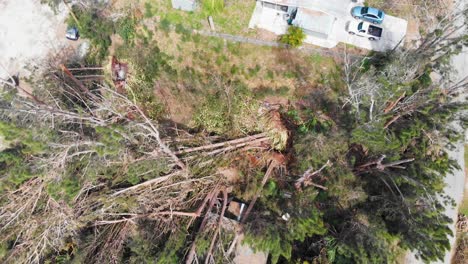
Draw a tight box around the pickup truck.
[346,21,382,41]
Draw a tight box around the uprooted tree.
[0,2,467,264]
[0,55,292,263]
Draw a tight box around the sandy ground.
[0,0,69,80]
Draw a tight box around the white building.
[249,1,336,41]
[171,0,197,12]
[249,0,408,51]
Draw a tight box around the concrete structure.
[249,0,408,51]
[171,0,197,12]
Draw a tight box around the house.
[249,1,336,43]
[171,0,197,12]
[249,0,409,51]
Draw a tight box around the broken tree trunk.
[357,155,415,172]
[111,171,182,196]
[175,133,268,155]
[185,187,224,264]
[384,114,402,129]
[98,187,223,227]
[60,64,91,94]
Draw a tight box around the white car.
[66,27,79,41]
[346,20,383,41]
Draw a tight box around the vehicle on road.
[346,21,383,41]
[351,6,385,24]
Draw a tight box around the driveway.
[249,0,408,51]
[330,5,408,52]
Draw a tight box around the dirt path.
[0,0,69,79]
[193,29,364,60]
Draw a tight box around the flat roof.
[292,8,335,38]
[261,0,352,17]
[171,0,197,11]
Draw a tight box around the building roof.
[171,0,197,12]
[261,0,352,17]
[292,8,335,38]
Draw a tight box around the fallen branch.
[384,114,402,129]
[377,158,415,170]
[384,91,406,114]
[111,171,181,197]
[357,155,415,172]
[295,160,331,191]
[0,62,17,87]
[60,64,90,94]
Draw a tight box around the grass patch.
[67,6,114,63]
[144,0,255,35]
[253,86,290,99]
[117,15,137,44]
[109,2,343,129]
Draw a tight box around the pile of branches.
[0,63,282,263]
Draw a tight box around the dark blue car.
[351,6,385,24]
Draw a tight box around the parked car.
[351,6,385,24]
[66,27,79,41]
[346,21,383,41]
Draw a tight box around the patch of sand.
[233,234,268,264]
[0,0,69,79]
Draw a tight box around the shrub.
[159,18,172,33]
[279,26,306,48]
[202,0,225,14]
[67,7,114,63]
[117,16,137,44]
[144,2,154,18]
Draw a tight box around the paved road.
[440,1,467,262]
[406,1,467,263]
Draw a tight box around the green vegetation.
[142,0,255,35]
[460,144,468,215]
[67,6,114,63]
[279,26,306,48]
[117,15,137,44]
[201,0,225,14]
[1,1,467,264]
